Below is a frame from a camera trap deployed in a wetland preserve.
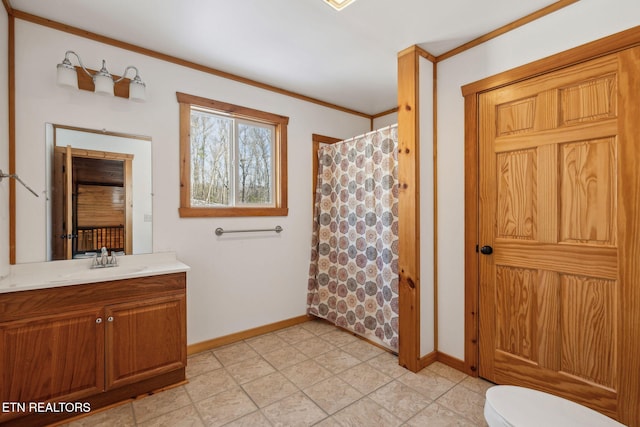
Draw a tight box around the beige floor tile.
[291,336,337,358]
[280,359,334,389]
[213,342,260,367]
[398,370,456,401]
[340,339,385,361]
[319,330,359,347]
[184,368,238,402]
[138,404,204,427]
[424,361,468,383]
[262,345,310,370]
[300,319,338,336]
[332,397,401,427]
[436,384,487,425]
[368,380,432,421]
[195,387,257,427]
[312,416,342,427]
[366,352,408,379]
[303,376,362,415]
[223,410,272,427]
[262,391,327,427]
[313,349,361,374]
[339,363,393,394]
[132,386,192,423]
[459,375,495,396]
[56,326,489,427]
[405,402,476,427]
[242,372,298,408]
[276,325,317,344]
[245,333,288,354]
[66,402,135,426]
[186,351,222,379]
[225,356,276,384]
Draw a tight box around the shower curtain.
[307,125,399,350]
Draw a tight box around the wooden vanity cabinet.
[0,272,186,427]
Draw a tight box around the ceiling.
[9,0,562,116]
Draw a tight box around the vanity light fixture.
[56,50,146,102]
[324,0,357,11]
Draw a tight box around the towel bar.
[215,226,283,236]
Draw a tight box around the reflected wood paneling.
[561,275,616,389]
[496,266,536,360]
[497,150,537,240]
[560,138,616,245]
[76,185,125,228]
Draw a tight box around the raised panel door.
[478,47,640,424]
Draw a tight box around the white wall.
[419,56,435,357]
[435,0,640,360]
[13,20,369,345]
[373,111,398,130]
[0,8,9,279]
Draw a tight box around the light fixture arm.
[61,50,94,80]
[113,65,142,83]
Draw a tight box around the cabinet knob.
[107,316,114,322]
[96,318,103,324]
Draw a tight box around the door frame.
[462,25,640,377]
[52,146,134,259]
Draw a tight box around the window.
[177,92,288,217]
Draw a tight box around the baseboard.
[187,314,311,355]
[436,351,467,373]
[418,351,438,370]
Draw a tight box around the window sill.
[178,207,289,218]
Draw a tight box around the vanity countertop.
[0,252,190,294]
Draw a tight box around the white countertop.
[0,252,190,294]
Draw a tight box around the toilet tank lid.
[485,386,625,427]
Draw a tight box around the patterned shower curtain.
[307,125,399,351]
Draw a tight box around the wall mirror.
[45,124,153,260]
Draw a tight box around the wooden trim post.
[397,47,421,372]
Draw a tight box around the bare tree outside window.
[190,109,274,207]
[237,123,272,204]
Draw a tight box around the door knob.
[480,245,493,255]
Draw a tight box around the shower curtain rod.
[335,123,398,146]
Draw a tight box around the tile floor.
[62,320,493,426]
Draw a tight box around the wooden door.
[52,146,74,260]
[104,294,186,389]
[478,47,640,424]
[0,307,104,418]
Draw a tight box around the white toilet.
[484,385,626,427]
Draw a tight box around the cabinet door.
[0,308,105,404]
[105,294,186,389]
